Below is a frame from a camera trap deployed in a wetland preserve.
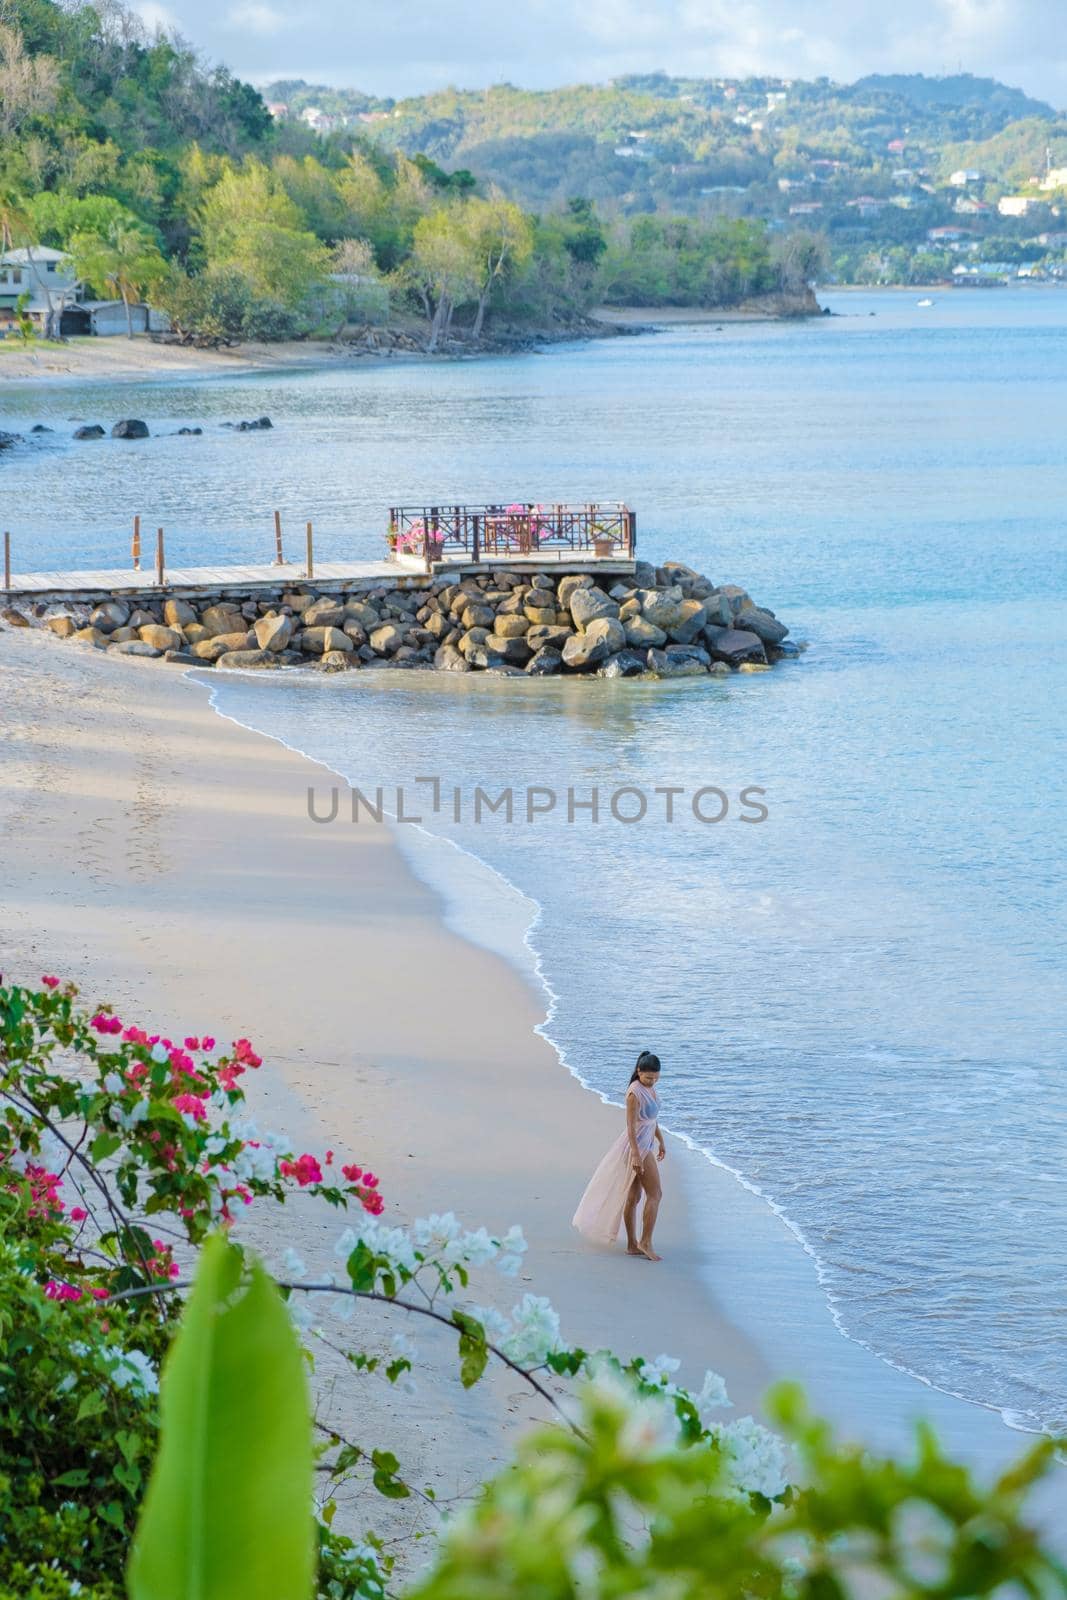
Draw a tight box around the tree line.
[0,0,818,345]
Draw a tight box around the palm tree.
[69,221,167,337]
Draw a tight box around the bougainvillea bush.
[2,977,1065,1600]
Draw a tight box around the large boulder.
[666,599,708,644]
[525,646,564,676]
[558,574,593,609]
[214,649,278,670]
[638,587,688,632]
[107,626,138,643]
[736,606,789,646]
[163,598,197,628]
[523,601,557,627]
[321,650,355,671]
[368,623,405,655]
[72,626,107,648]
[111,419,149,439]
[108,639,161,658]
[303,597,345,628]
[624,615,667,649]
[599,648,649,679]
[89,601,129,634]
[483,633,532,665]
[703,626,766,667]
[495,614,531,639]
[200,603,247,637]
[562,616,624,669]
[632,560,657,588]
[434,643,470,672]
[424,611,451,640]
[569,586,618,628]
[73,424,105,440]
[459,627,491,658]
[646,647,706,678]
[183,623,212,646]
[253,613,293,652]
[46,615,76,638]
[344,599,381,631]
[191,632,254,661]
[526,624,573,653]
[138,624,182,651]
[127,608,158,629]
[462,603,496,631]
[303,625,353,654]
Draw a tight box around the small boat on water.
[917,298,934,307]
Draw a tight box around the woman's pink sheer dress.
[572,1082,659,1246]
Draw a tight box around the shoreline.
[0,624,772,1486]
[0,295,822,389]
[0,621,1060,1535]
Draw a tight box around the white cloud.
[151,0,1067,106]
[225,2,289,36]
[131,0,180,32]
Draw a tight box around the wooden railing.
[387,503,637,569]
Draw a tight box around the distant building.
[927,226,971,242]
[0,248,167,338]
[954,196,991,215]
[1037,230,1067,247]
[265,101,288,118]
[788,201,823,215]
[998,195,1041,217]
[1040,166,1067,190]
[949,169,983,186]
[887,138,906,154]
[0,247,80,337]
[847,196,886,216]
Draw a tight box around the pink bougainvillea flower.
[44,1280,83,1302]
[70,1207,89,1222]
[325,1150,334,1165]
[233,1038,262,1068]
[173,1093,207,1122]
[279,1153,323,1188]
[91,1288,109,1301]
[341,1164,363,1183]
[41,975,60,989]
[201,1036,216,1051]
[184,1036,200,1051]
[362,1172,379,1188]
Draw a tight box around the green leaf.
[90,1131,122,1162]
[127,1233,314,1600]
[451,1310,489,1389]
[76,1391,105,1423]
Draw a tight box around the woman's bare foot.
[638,1243,662,1261]
[626,1245,643,1256]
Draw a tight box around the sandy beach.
[0,620,1060,1546]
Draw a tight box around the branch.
[104,1277,579,1434]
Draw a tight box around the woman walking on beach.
[573,1052,666,1260]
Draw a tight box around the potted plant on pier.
[592,522,615,559]
[386,519,399,553]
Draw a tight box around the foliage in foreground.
[1,978,1064,1600]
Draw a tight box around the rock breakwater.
[10,559,799,681]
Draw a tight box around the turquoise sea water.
[4,288,1065,1433]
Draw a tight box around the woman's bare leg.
[637,1153,662,1260]
[623,1173,643,1253]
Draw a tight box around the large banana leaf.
[128,1234,314,1600]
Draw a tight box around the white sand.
[0,621,1059,1546]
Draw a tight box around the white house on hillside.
[0,247,80,336]
[0,246,169,337]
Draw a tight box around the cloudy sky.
[135,0,1067,107]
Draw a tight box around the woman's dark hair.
[628,1051,661,1085]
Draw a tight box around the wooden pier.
[1,503,639,605]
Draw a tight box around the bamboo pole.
[305,520,314,580]
[155,528,165,587]
[132,514,141,571]
[273,509,285,565]
[3,531,10,592]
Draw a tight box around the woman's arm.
[655,1122,666,1162]
[625,1091,643,1172]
